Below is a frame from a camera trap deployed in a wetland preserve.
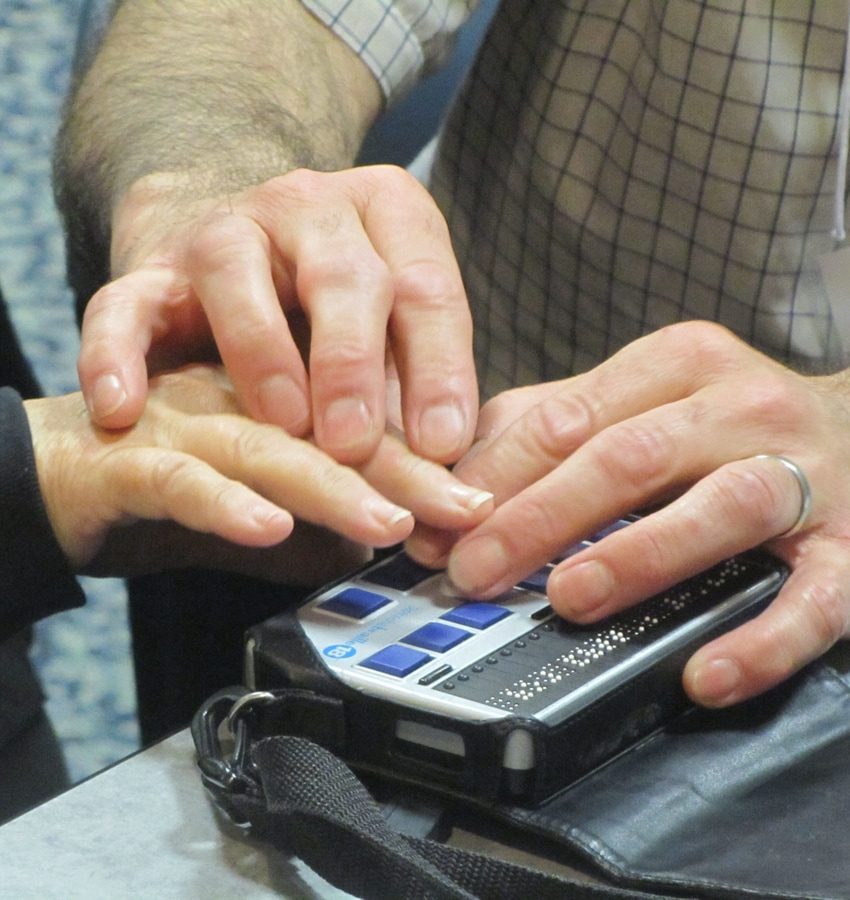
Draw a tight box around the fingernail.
[549,560,613,618]
[89,373,127,419]
[689,658,743,707]
[419,401,467,459]
[323,397,374,450]
[448,535,509,594]
[449,485,494,512]
[257,374,309,433]
[364,497,413,530]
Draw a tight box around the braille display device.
[246,518,788,805]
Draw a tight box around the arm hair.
[54,0,382,303]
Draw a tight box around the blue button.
[318,587,391,619]
[441,603,511,630]
[361,645,432,677]
[518,566,550,592]
[402,622,471,653]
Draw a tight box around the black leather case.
[246,591,850,899]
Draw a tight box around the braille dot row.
[485,557,751,711]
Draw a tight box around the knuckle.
[215,315,277,355]
[309,335,375,378]
[502,496,564,556]
[479,386,524,419]
[297,251,391,299]
[476,385,554,438]
[389,443,437,486]
[309,459,358,500]
[263,168,325,205]
[589,419,675,492]
[713,464,787,533]
[207,479,243,514]
[623,525,670,584]
[524,393,595,464]
[347,164,443,222]
[392,259,462,309]
[655,320,739,371]
[732,377,809,431]
[150,454,195,497]
[358,163,421,198]
[188,214,265,270]
[231,422,276,465]
[78,332,121,375]
[659,319,733,352]
[87,281,130,315]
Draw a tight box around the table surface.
[0,730,355,899]
[0,729,585,900]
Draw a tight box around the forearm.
[54,0,382,297]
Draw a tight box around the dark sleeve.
[0,387,85,640]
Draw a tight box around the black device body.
[245,521,787,806]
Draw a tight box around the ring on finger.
[754,454,812,538]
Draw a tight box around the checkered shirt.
[303,0,849,398]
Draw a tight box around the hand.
[25,364,493,578]
[78,165,478,466]
[407,322,850,707]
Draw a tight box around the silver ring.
[755,454,813,538]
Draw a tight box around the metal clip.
[190,686,277,826]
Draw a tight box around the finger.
[187,213,312,436]
[683,546,850,706]
[402,383,571,565]
[470,382,569,453]
[360,166,478,463]
[420,386,611,578]
[358,432,494,530]
[445,324,811,599]
[444,397,701,599]
[446,364,807,600]
[547,455,809,622]
[440,332,715,503]
[108,447,295,547]
[404,522,458,569]
[174,414,414,547]
[254,171,394,463]
[78,268,180,428]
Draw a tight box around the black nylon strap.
[238,735,675,900]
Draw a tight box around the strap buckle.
[190,685,276,827]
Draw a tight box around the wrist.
[23,395,92,569]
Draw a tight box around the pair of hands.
[25,363,494,585]
[73,165,850,708]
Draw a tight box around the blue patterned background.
[1,0,139,782]
[0,0,498,787]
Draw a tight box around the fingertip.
[683,653,746,707]
[217,495,294,548]
[448,485,495,522]
[362,497,414,545]
[244,505,295,545]
[84,372,144,429]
